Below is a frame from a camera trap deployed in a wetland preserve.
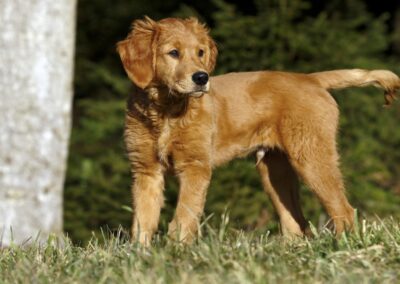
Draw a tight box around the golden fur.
[117,17,400,245]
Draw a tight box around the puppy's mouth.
[173,81,209,98]
[188,91,206,98]
[187,87,209,98]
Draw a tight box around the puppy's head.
[117,17,218,97]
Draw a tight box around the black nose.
[192,71,209,86]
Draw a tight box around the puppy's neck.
[133,85,192,118]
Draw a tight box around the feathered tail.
[309,69,400,106]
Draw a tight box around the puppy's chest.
[156,119,183,167]
[155,116,213,167]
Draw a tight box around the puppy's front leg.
[168,162,211,244]
[131,167,164,246]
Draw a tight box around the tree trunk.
[0,0,76,246]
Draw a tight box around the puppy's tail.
[309,69,400,106]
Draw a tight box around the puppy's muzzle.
[192,71,209,86]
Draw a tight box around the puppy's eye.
[168,49,179,58]
[198,49,204,57]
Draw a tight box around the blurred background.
[65,0,400,243]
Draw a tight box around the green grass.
[1,217,400,283]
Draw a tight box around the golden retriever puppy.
[117,17,400,245]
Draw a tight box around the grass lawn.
[1,217,400,283]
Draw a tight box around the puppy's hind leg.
[289,153,355,234]
[283,118,355,235]
[256,149,309,237]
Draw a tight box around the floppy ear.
[117,17,157,89]
[207,37,218,73]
